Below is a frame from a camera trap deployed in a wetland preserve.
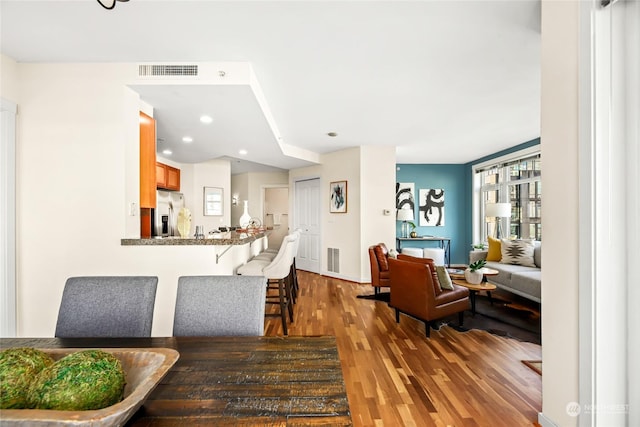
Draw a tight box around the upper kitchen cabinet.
[156,162,180,191]
[140,112,157,209]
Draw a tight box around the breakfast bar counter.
[121,230,268,246]
[0,336,352,426]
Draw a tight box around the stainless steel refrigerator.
[153,190,185,237]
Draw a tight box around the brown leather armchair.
[388,254,470,337]
[366,243,391,300]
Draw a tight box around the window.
[474,149,541,242]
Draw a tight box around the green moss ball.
[28,349,126,410]
[0,347,55,409]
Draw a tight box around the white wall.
[321,148,362,281]
[360,145,396,280]
[230,173,249,227]
[192,159,231,234]
[540,1,580,425]
[1,54,20,103]
[288,147,396,283]
[11,61,253,337]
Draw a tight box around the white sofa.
[469,241,541,303]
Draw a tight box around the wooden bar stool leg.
[278,278,288,335]
[288,266,297,304]
[284,275,294,322]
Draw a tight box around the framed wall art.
[396,182,415,211]
[203,187,223,216]
[419,188,445,226]
[330,180,347,213]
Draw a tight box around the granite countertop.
[121,230,268,246]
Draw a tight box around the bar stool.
[262,234,297,335]
[237,232,298,335]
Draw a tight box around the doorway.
[263,186,289,250]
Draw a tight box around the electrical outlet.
[130,202,137,216]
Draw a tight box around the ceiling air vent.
[138,64,199,77]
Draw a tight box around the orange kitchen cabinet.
[156,162,180,191]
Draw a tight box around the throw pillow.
[500,239,536,267]
[486,236,502,261]
[435,266,454,290]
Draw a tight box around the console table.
[396,236,451,267]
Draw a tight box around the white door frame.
[1,98,17,337]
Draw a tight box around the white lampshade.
[485,202,511,218]
[396,208,414,221]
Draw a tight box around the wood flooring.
[264,270,542,426]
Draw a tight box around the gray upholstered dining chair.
[54,276,158,338]
[173,275,267,336]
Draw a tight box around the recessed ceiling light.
[182,136,193,143]
[200,115,213,124]
[239,149,248,155]
[162,149,172,155]
[327,132,338,137]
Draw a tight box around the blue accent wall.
[396,138,540,266]
[396,164,467,264]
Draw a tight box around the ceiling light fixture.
[182,136,193,143]
[96,0,129,10]
[162,149,172,155]
[200,115,213,124]
[239,149,248,155]
[327,132,338,137]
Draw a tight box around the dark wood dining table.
[0,336,352,426]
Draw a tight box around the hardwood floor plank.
[265,271,542,426]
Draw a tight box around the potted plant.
[464,259,487,285]
[408,222,418,238]
[472,243,486,251]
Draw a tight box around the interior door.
[294,178,321,273]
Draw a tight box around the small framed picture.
[330,180,347,213]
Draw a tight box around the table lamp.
[485,202,511,239]
[397,208,414,238]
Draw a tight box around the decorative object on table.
[485,202,511,238]
[419,189,445,226]
[239,200,252,228]
[472,242,487,251]
[464,259,487,285]
[330,181,347,213]
[194,225,205,239]
[203,187,223,216]
[0,347,179,427]
[0,348,54,409]
[27,349,125,410]
[409,222,418,238]
[396,208,414,238]
[176,207,192,238]
[395,182,415,211]
[246,217,263,232]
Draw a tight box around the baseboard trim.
[538,412,559,427]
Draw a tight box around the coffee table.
[452,279,497,315]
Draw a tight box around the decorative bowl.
[0,347,179,427]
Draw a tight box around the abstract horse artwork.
[419,188,445,226]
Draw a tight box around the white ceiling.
[0,0,541,173]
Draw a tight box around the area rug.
[522,360,542,375]
[443,292,541,344]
